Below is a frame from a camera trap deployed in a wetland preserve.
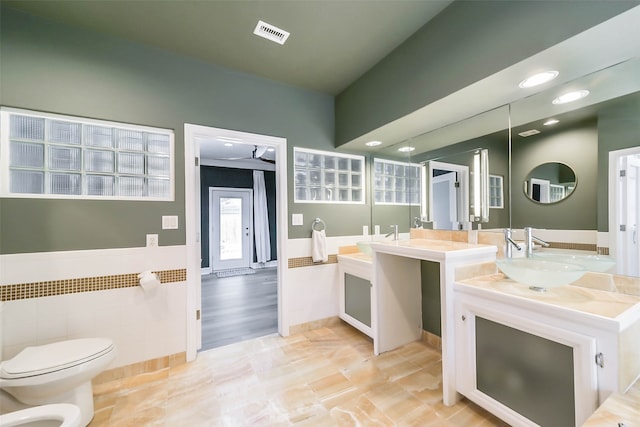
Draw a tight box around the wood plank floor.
[200,267,278,351]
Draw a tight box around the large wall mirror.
[359,56,639,278]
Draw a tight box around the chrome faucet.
[385,224,399,241]
[504,229,522,259]
[413,216,422,229]
[524,226,550,257]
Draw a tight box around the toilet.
[0,403,82,427]
[0,338,116,427]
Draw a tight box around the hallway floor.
[201,267,278,351]
[89,322,507,426]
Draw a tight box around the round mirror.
[523,162,576,204]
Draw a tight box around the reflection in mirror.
[510,58,640,278]
[370,138,418,237]
[421,148,489,230]
[523,162,576,204]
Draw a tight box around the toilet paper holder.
[138,270,161,292]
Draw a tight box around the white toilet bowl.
[0,338,115,427]
[0,403,82,427]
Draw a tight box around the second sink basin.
[496,258,587,290]
[532,251,615,273]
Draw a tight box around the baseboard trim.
[93,351,187,386]
[288,316,342,335]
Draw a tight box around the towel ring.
[312,218,326,231]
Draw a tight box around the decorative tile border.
[548,242,597,251]
[0,268,187,302]
[597,246,610,255]
[288,254,338,269]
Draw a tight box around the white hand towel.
[312,229,328,263]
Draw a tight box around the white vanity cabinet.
[337,253,373,337]
[454,280,640,427]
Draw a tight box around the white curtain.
[253,170,271,264]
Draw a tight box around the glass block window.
[1,108,174,200]
[294,147,364,203]
[550,184,565,202]
[489,174,504,209]
[373,158,421,205]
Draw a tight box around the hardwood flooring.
[200,267,278,351]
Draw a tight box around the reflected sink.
[357,241,372,256]
[496,258,587,291]
[532,251,615,273]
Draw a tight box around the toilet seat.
[0,338,114,379]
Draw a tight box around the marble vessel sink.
[532,251,616,273]
[496,258,587,291]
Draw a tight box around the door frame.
[209,187,253,271]
[609,146,640,276]
[184,124,288,361]
[428,160,469,230]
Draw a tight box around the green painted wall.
[421,260,441,337]
[0,7,338,253]
[511,122,598,230]
[597,93,640,232]
[336,1,638,146]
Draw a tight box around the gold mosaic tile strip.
[548,242,597,251]
[598,246,610,255]
[0,268,187,302]
[288,254,338,269]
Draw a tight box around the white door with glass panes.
[210,188,253,271]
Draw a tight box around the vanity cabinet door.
[344,273,372,327]
[338,271,373,337]
[455,297,598,427]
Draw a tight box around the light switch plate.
[363,225,369,237]
[292,213,303,226]
[162,215,179,230]
[374,225,380,235]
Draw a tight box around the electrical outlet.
[363,225,369,237]
[374,225,380,235]
[146,234,158,247]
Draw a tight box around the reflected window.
[373,158,421,206]
[489,174,504,209]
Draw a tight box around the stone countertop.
[457,273,640,320]
[369,238,496,262]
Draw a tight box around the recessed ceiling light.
[267,148,275,152]
[365,140,382,147]
[543,119,559,126]
[518,129,540,137]
[224,143,233,147]
[552,90,589,104]
[518,71,559,88]
[398,146,415,152]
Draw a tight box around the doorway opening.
[609,146,640,276]
[428,161,469,230]
[184,124,288,360]
[210,188,253,272]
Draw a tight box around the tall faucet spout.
[524,226,550,257]
[504,229,522,258]
[385,225,399,241]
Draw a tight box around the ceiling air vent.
[253,20,290,45]
[518,129,541,137]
